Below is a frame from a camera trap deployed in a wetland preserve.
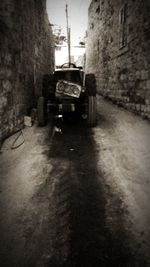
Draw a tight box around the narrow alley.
[0,97,150,267]
[0,0,150,266]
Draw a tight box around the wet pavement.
[0,96,150,267]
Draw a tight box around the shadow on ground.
[43,116,141,267]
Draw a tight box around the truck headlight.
[64,87,70,93]
[57,83,64,92]
[73,88,79,95]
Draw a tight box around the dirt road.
[0,96,150,267]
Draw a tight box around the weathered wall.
[86,0,100,78]
[86,0,150,119]
[0,0,54,142]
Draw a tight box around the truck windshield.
[54,70,81,85]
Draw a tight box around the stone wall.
[86,0,150,119]
[0,0,54,142]
[86,0,100,76]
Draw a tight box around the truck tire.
[88,96,97,127]
[37,97,46,126]
[42,74,55,100]
[85,73,96,96]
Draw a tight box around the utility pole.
[65,4,71,65]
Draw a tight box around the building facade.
[0,0,54,142]
[86,0,150,119]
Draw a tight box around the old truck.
[37,63,97,127]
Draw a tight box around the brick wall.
[86,0,150,119]
[0,0,54,142]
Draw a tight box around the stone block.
[146,80,150,90]
[2,80,12,92]
[146,105,150,112]
[4,54,13,66]
[0,96,7,108]
[145,99,150,105]
[141,105,145,112]
[141,70,148,81]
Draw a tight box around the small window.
[119,3,127,48]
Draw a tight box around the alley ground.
[0,96,150,267]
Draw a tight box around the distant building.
[55,45,85,68]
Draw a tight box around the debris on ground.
[24,116,33,127]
